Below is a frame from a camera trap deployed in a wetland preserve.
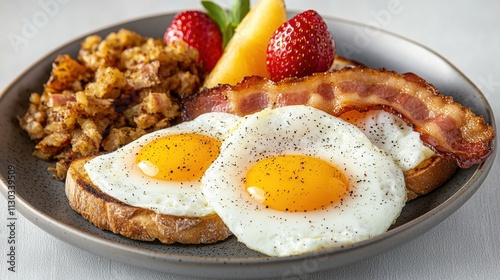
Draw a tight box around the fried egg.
[201,105,406,257]
[84,112,240,217]
[339,110,435,171]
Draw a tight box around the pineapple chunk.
[202,0,287,88]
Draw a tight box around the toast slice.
[404,155,458,200]
[65,156,232,244]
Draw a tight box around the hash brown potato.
[19,29,204,180]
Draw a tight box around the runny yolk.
[245,154,349,212]
[135,134,221,181]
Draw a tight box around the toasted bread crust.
[404,155,458,201]
[65,157,232,244]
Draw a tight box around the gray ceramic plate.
[0,14,496,279]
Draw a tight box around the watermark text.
[7,0,71,54]
[5,165,17,273]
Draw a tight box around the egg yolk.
[135,134,221,181]
[245,154,349,212]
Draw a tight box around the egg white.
[340,110,434,171]
[201,105,407,257]
[84,112,240,217]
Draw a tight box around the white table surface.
[1,0,499,279]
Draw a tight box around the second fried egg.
[339,110,435,172]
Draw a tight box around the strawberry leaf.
[231,0,250,25]
[201,0,249,48]
[201,1,232,47]
[201,1,229,30]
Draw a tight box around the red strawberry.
[266,10,335,82]
[164,11,223,73]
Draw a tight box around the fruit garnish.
[202,0,287,89]
[164,11,223,73]
[201,0,250,48]
[266,10,335,82]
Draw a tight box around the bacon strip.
[182,67,495,168]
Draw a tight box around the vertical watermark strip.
[5,165,17,273]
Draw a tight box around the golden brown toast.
[65,156,232,244]
[404,156,458,200]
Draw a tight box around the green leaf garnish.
[231,0,250,25]
[201,0,250,48]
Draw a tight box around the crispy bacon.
[46,93,76,107]
[182,67,495,168]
